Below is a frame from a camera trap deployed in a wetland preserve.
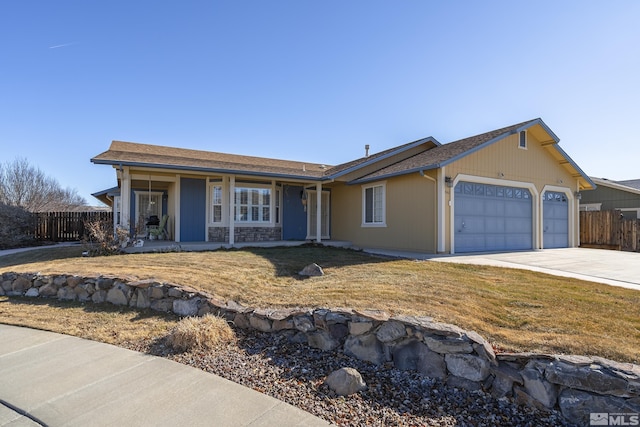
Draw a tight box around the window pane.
[262,207,270,222]
[213,206,222,222]
[374,186,383,222]
[213,186,222,204]
[365,187,373,223]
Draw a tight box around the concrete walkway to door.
[364,247,640,291]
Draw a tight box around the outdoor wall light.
[445,176,453,187]
[574,191,582,200]
[300,190,307,211]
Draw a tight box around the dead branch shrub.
[167,314,235,352]
[83,220,130,256]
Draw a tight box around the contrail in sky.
[49,42,77,49]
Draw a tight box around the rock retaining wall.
[2,271,638,426]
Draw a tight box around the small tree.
[0,157,87,212]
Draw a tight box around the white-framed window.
[519,130,527,149]
[234,187,271,223]
[211,185,223,223]
[362,182,386,226]
[579,203,601,212]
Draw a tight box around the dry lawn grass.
[0,296,178,346]
[167,314,235,352]
[1,245,639,363]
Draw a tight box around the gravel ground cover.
[125,328,573,427]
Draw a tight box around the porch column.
[315,182,322,243]
[120,167,131,231]
[229,176,235,246]
[437,167,446,253]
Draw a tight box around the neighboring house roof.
[616,179,640,191]
[91,141,332,180]
[350,118,595,190]
[590,177,640,196]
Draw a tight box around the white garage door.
[543,191,569,248]
[454,182,533,253]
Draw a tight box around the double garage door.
[454,182,568,253]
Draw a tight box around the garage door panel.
[484,200,505,216]
[505,218,530,233]
[543,191,568,248]
[454,182,532,253]
[485,218,505,233]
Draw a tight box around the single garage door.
[454,182,533,253]
[543,191,568,248]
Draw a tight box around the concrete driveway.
[367,247,640,291]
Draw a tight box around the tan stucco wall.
[330,173,437,252]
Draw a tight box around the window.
[211,185,223,223]
[234,187,271,223]
[519,130,527,149]
[363,183,385,226]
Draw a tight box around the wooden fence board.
[580,210,640,252]
[32,211,113,242]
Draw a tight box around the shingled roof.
[91,141,332,180]
[350,120,535,183]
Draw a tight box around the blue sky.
[2,1,639,205]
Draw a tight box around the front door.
[282,185,307,240]
[180,178,206,242]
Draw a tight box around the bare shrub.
[167,314,235,352]
[83,220,129,256]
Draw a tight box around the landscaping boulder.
[325,367,367,396]
[298,263,324,277]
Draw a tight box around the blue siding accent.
[282,185,307,240]
[180,178,206,242]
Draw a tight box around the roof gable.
[349,119,595,190]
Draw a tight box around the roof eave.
[91,159,326,181]
[348,164,440,185]
[327,136,440,180]
[552,145,596,190]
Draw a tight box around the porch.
[122,239,352,254]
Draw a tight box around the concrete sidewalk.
[0,325,330,427]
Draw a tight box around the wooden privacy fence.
[32,211,113,242]
[580,210,640,252]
